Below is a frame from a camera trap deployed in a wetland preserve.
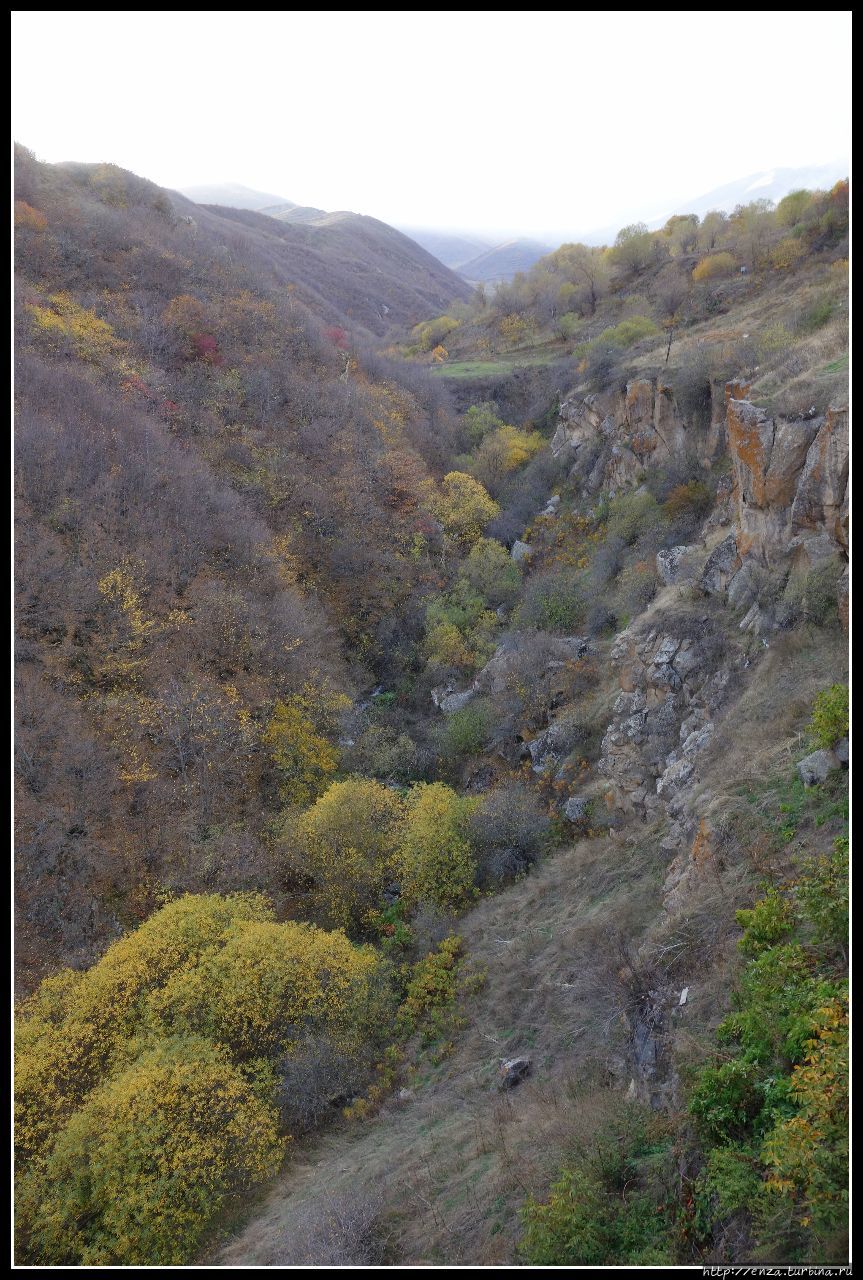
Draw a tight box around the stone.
[562,795,589,823]
[797,749,841,787]
[499,1056,532,1090]
[439,689,475,715]
[699,535,741,596]
[652,636,680,665]
[835,737,849,766]
[656,758,695,797]
[511,540,533,563]
[656,546,697,586]
[681,723,714,759]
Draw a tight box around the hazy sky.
[12,10,851,238]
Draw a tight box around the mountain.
[659,161,850,224]
[178,182,295,210]
[195,203,472,330]
[457,238,554,283]
[395,228,494,271]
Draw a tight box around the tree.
[429,472,500,550]
[459,537,521,607]
[262,683,349,807]
[291,778,405,930]
[398,783,478,912]
[610,223,655,274]
[18,1037,283,1266]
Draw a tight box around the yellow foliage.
[148,918,380,1058]
[692,252,736,283]
[27,292,123,364]
[398,783,478,912]
[292,777,405,930]
[771,237,807,271]
[18,1036,283,1265]
[429,471,500,550]
[262,681,349,806]
[15,894,273,1166]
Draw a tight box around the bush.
[520,1107,674,1265]
[291,778,405,931]
[605,490,663,546]
[467,783,550,885]
[516,568,587,633]
[692,252,736,283]
[600,315,660,348]
[398,783,478,912]
[459,537,521,607]
[437,699,493,758]
[808,683,848,749]
[17,1037,283,1265]
[663,480,712,521]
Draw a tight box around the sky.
[11,10,852,239]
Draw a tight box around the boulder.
[511,540,533,563]
[797,749,840,787]
[656,545,698,586]
[699,535,741,596]
[440,689,475,715]
[499,1057,532,1090]
[835,737,849,766]
[562,795,589,823]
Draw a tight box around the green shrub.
[606,490,663,546]
[437,699,493,758]
[797,837,849,953]
[515,569,586,633]
[809,683,848,748]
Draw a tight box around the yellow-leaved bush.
[15,893,382,1264]
[290,776,406,931]
[17,1036,283,1266]
[398,783,479,912]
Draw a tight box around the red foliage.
[324,325,349,350]
[191,333,222,364]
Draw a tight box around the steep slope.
[14,146,469,988]
[211,367,847,1266]
[188,202,473,331]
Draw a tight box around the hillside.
[14,149,849,1269]
[397,228,494,271]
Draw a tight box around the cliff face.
[552,376,848,576]
[552,374,848,928]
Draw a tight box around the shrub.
[291,778,405,931]
[663,480,712,521]
[600,315,659,348]
[797,837,849,955]
[17,1037,283,1266]
[692,252,736,282]
[459,537,521,608]
[808,684,848,749]
[606,490,663,546]
[689,1058,763,1146]
[467,783,550,885]
[437,699,493,758]
[398,783,478,912]
[516,568,586,633]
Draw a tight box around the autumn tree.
[262,682,350,807]
[398,783,479,912]
[17,1037,283,1265]
[429,471,500,550]
[289,778,405,931]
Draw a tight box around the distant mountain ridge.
[179,182,295,211]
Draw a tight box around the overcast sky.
[12,10,852,238]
